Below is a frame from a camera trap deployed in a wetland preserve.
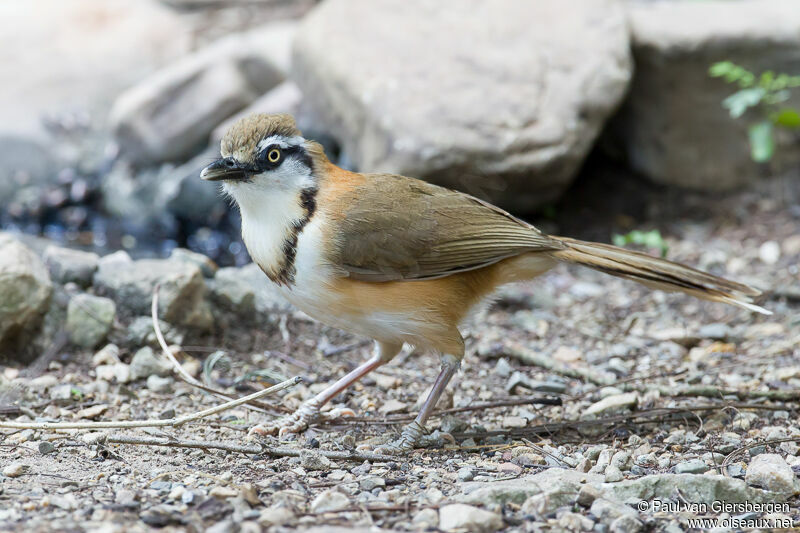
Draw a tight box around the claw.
[248,399,322,438]
[373,421,426,455]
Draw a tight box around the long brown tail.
[550,237,770,315]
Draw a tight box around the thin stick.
[331,395,562,425]
[102,434,398,462]
[0,377,301,431]
[151,285,288,413]
[498,342,614,386]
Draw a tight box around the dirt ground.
[1,163,799,532]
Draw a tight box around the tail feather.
[550,237,770,315]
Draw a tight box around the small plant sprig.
[709,61,800,163]
[612,229,669,258]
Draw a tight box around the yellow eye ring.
[267,148,281,163]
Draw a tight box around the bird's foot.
[373,421,427,455]
[249,400,355,437]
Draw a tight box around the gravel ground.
[1,169,799,532]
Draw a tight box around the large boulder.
[292,0,631,212]
[608,0,800,190]
[110,23,293,166]
[93,255,213,330]
[0,234,53,358]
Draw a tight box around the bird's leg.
[250,342,401,437]
[375,354,460,454]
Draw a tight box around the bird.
[201,113,769,454]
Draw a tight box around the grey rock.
[745,453,800,496]
[38,441,56,455]
[522,488,576,516]
[609,0,800,191]
[0,233,53,359]
[610,514,644,533]
[697,323,735,341]
[590,498,639,524]
[359,477,386,491]
[130,346,172,381]
[412,508,439,528]
[293,0,631,211]
[50,384,78,401]
[309,489,350,513]
[439,503,503,533]
[583,393,638,417]
[146,374,174,393]
[440,415,469,434]
[458,467,476,482]
[169,248,218,278]
[94,257,212,330]
[110,25,288,165]
[209,263,291,317]
[299,450,335,471]
[675,459,709,474]
[607,473,785,504]
[66,293,116,348]
[43,245,99,287]
[125,316,185,347]
[460,468,604,505]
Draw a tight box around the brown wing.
[327,173,564,281]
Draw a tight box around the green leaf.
[612,234,627,247]
[773,109,800,128]
[749,121,774,163]
[709,61,735,78]
[722,88,765,118]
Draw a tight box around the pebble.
[258,506,295,526]
[38,441,56,455]
[300,450,335,471]
[458,467,476,482]
[758,240,781,264]
[745,454,799,495]
[146,375,173,393]
[359,477,386,491]
[209,486,238,499]
[675,459,708,474]
[129,346,172,380]
[379,399,407,414]
[583,393,638,417]
[3,463,28,478]
[439,503,503,533]
[310,489,350,513]
[412,508,439,528]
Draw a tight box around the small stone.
[373,373,401,390]
[300,449,335,471]
[583,393,638,417]
[75,404,108,420]
[553,346,581,363]
[522,489,576,516]
[745,453,800,495]
[359,477,386,491]
[209,486,239,499]
[439,503,503,533]
[498,462,523,475]
[115,489,137,506]
[50,384,78,401]
[502,415,527,429]
[576,485,603,507]
[759,241,781,264]
[310,489,350,513]
[697,323,734,341]
[494,358,513,377]
[129,346,172,380]
[38,441,56,455]
[412,508,439,528]
[379,399,407,414]
[675,459,708,474]
[92,344,120,366]
[43,245,99,287]
[258,506,295,526]
[29,374,59,390]
[440,414,469,434]
[605,465,624,482]
[458,467,476,482]
[3,463,28,477]
[146,375,173,393]
[168,486,185,501]
[66,294,116,348]
[169,248,218,278]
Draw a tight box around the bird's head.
[201,113,323,200]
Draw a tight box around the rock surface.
[745,453,800,496]
[0,234,53,358]
[110,25,287,165]
[43,246,100,288]
[66,293,116,348]
[94,257,212,330]
[610,0,800,190]
[438,503,503,533]
[293,0,631,212]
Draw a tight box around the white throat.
[224,163,316,284]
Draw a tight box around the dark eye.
[267,148,281,164]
